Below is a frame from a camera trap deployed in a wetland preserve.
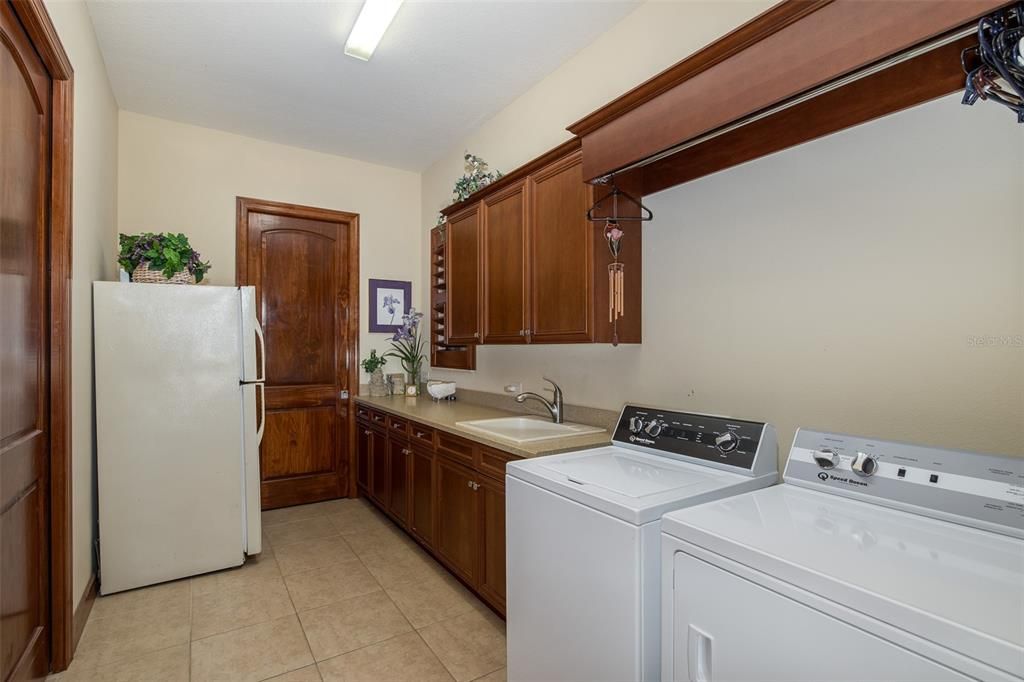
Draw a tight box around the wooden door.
[369,428,389,507]
[356,421,371,492]
[408,447,435,547]
[529,152,593,343]
[387,438,409,525]
[435,457,478,584]
[482,181,528,343]
[237,198,359,509]
[445,205,481,344]
[477,474,507,613]
[1,3,53,677]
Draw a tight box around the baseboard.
[72,574,97,652]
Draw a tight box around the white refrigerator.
[94,282,265,595]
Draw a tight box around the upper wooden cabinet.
[445,205,482,344]
[482,181,528,344]
[528,153,594,343]
[441,142,641,346]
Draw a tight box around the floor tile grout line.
[311,629,418,667]
[68,641,190,677]
[279,546,319,670]
[414,628,461,681]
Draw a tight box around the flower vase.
[406,371,420,396]
[368,368,388,397]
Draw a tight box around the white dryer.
[506,405,778,682]
[661,428,1024,682]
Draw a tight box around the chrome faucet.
[515,377,564,424]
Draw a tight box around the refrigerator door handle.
[254,316,266,383]
[257,383,266,445]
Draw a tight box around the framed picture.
[369,279,411,333]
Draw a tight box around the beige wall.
[118,111,424,379]
[423,5,1024,458]
[421,0,772,225]
[45,0,120,606]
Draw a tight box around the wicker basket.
[132,262,196,285]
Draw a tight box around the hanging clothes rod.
[594,24,978,184]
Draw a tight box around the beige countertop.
[354,393,612,459]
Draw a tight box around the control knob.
[628,416,645,434]
[851,452,877,477]
[812,448,840,470]
[715,431,739,453]
[644,420,663,437]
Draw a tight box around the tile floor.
[51,498,507,682]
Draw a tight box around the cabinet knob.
[473,332,480,338]
[363,430,371,435]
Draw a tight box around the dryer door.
[667,551,973,682]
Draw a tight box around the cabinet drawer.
[369,410,388,428]
[356,404,372,421]
[437,431,476,467]
[388,415,409,437]
[477,446,519,481]
[410,422,436,448]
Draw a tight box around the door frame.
[234,197,361,498]
[7,0,75,671]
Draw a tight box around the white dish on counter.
[456,416,603,443]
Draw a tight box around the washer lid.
[661,484,1024,678]
[508,446,775,525]
[536,449,722,498]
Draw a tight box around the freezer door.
[239,286,265,383]
[94,282,247,594]
[242,382,264,555]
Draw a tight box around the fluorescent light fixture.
[344,0,403,61]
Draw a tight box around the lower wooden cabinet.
[356,421,371,491]
[409,446,435,546]
[369,428,389,507]
[388,438,410,524]
[355,404,518,616]
[435,456,479,584]
[477,474,507,611]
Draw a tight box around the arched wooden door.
[236,198,359,509]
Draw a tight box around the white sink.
[455,416,604,444]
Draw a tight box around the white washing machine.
[661,428,1024,682]
[506,405,778,682]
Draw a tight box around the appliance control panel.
[786,429,1024,539]
[612,405,776,477]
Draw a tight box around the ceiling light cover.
[345,0,404,61]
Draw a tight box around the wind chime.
[586,177,653,346]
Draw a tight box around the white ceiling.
[87,0,638,171]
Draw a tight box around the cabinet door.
[477,474,507,613]
[482,181,528,343]
[446,205,481,344]
[409,447,435,547]
[388,438,410,525]
[435,456,479,584]
[356,420,371,492]
[369,428,389,507]
[528,152,593,343]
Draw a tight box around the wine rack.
[430,224,476,370]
